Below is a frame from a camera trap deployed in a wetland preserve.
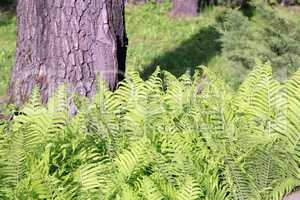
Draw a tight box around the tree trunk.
[9,0,127,104]
[283,189,300,200]
[171,0,198,17]
[280,0,290,6]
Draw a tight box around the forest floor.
[0,2,299,96]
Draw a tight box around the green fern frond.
[225,156,259,200]
[27,86,42,109]
[144,67,163,93]
[235,63,273,108]
[115,139,151,181]
[47,84,68,114]
[2,131,26,187]
[175,176,202,200]
[140,177,165,200]
[74,163,101,192]
[274,69,300,164]
[246,144,285,194]
[116,185,140,200]
[1,63,300,200]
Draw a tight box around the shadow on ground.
[0,0,15,11]
[240,2,256,19]
[0,14,14,27]
[140,25,221,79]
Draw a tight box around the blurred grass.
[126,3,224,78]
[125,2,246,87]
[0,12,15,96]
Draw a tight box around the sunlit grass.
[0,12,15,96]
[126,2,223,76]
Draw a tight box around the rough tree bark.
[9,0,127,104]
[171,0,198,17]
[281,0,290,6]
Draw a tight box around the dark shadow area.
[198,0,218,13]
[140,25,221,79]
[0,0,16,11]
[240,1,256,18]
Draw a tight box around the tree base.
[170,0,198,17]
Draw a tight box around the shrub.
[217,8,300,81]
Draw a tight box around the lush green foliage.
[217,5,300,83]
[1,63,300,199]
[0,13,15,97]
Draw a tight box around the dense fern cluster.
[1,64,300,199]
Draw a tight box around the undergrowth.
[1,63,300,199]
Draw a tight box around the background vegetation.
[1,1,300,96]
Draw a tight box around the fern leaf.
[176,176,202,200]
[74,163,101,192]
[115,139,150,181]
[141,177,165,200]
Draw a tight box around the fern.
[115,139,151,181]
[226,156,259,200]
[176,176,202,200]
[1,63,300,199]
[140,177,165,200]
